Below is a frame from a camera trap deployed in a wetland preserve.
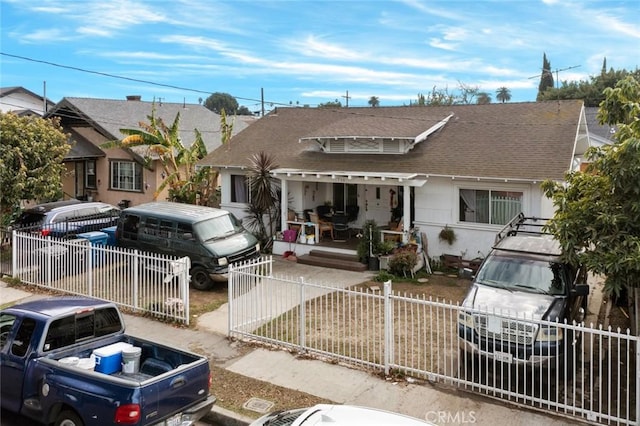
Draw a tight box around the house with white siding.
[198,100,591,261]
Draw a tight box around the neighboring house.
[0,86,55,116]
[199,100,593,259]
[584,106,617,146]
[45,96,254,208]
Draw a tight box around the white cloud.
[286,36,364,61]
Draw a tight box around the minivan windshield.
[475,255,566,295]
[194,213,244,242]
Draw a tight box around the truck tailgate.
[139,357,211,424]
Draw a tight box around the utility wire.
[0,52,296,108]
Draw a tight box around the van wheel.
[191,267,214,291]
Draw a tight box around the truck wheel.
[55,410,84,426]
[191,266,214,291]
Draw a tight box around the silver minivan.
[115,201,260,290]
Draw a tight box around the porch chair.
[309,212,334,241]
[332,214,350,241]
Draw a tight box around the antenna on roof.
[528,65,581,109]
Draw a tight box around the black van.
[115,202,260,290]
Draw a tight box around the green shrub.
[389,251,418,277]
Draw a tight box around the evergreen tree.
[537,53,555,100]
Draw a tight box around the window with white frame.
[86,160,96,189]
[459,189,523,225]
[231,174,249,203]
[110,160,142,191]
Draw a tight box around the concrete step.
[297,251,367,272]
[307,250,360,263]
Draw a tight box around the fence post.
[228,262,235,336]
[299,277,306,350]
[383,280,392,376]
[133,250,139,310]
[11,230,17,278]
[86,240,93,296]
[182,256,190,325]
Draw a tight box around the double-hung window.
[459,189,523,225]
[110,161,142,191]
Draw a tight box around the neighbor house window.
[459,189,523,225]
[86,160,96,189]
[110,160,142,191]
[231,174,249,203]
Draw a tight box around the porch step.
[308,250,360,262]
[297,250,367,272]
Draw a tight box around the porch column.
[402,184,410,243]
[281,179,289,233]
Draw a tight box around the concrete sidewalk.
[0,262,586,426]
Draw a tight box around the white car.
[249,404,432,425]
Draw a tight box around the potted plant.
[377,240,397,270]
[357,220,381,270]
[439,225,456,245]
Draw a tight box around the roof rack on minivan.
[494,212,551,244]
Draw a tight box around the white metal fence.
[10,231,191,324]
[229,257,639,426]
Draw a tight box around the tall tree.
[496,87,511,103]
[204,92,239,115]
[0,113,70,220]
[537,53,555,100]
[368,96,380,107]
[541,75,640,333]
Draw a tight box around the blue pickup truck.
[0,297,215,426]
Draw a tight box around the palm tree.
[496,87,512,103]
[368,96,380,107]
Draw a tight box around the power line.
[0,52,297,108]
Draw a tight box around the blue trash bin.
[77,231,108,265]
[100,226,117,246]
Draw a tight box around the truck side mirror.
[572,284,589,296]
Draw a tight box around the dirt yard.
[189,271,472,417]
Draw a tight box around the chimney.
[126,95,142,101]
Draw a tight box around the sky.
[1,0,639,113]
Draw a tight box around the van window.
[177,222,194,239]
[159,220,174,238]
[144,218,160,235]
[193,213,243,242]
[122,215,140,240]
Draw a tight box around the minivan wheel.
[191,267,214,291]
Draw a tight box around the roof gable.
[46,97,249,153]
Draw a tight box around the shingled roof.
[200,100,583,181]
[46,97,252,153]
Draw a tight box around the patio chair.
[332,214,350,240]
[310,212,334,241]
